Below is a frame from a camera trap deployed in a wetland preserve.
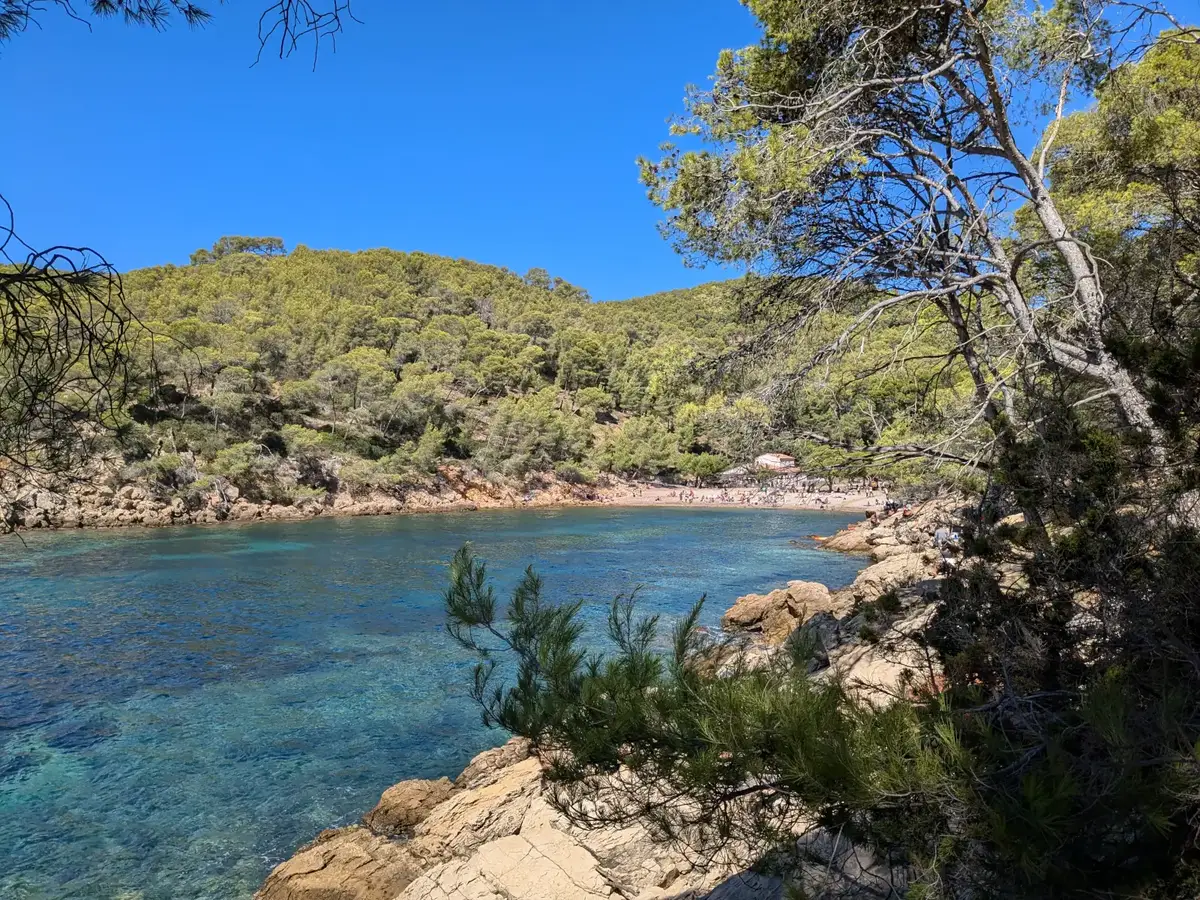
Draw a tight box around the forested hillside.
[103,240,961,506]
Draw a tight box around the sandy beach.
[602,482,885,513]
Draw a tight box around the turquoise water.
[0,507,865,900]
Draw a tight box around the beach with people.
[606,480,884,512]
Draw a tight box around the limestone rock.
[843,552,931,604]
[255,826,423,900]
[363,777,455,836]
[397,827,617,900]
[411,756,543,860]
[454,738,532,789]
[721,581,845,645]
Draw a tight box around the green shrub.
[553,462,594,485]
[121,452,191,489]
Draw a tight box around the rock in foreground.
[255,739,775,900]
[720,581,843,644]
[363,777,456,836]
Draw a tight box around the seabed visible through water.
[0,506,866,900]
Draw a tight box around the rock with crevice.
[363,776,456,836]
[410,756,544,861]
[840,552,931,605]
[721,581,846,645]
[397,826,618,900]
[255,826,424,900]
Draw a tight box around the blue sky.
[4,1,761,300]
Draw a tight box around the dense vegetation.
[113,250,738,500]
[447,6,1200,900]
[54,244,960,506]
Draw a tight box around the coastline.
[2,471,885,536]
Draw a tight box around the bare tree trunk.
[973,29,1166,456]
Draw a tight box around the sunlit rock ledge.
[255,734,908,900]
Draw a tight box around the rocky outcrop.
[256,826,424,900]
[256,739,772,900]
[0,465,609,534]
[454,738,533,789]
[825,603,940,705]
[399,817,618,900]
[814,495,969,607]
[820,527,872,554]
[822,495,970,560]
[839,551,934,605]
[718,497,959,690]
[721,549,937,648]
[364,777,456,836]
[409,756,545,861]
[720,581,846,644]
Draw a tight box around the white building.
[754,453,796,470]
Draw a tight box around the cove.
[0,506,867,900]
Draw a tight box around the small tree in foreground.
[446,436,1200,900]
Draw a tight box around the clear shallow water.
[0,507,865,900]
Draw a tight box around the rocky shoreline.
[1,467,882,535]
[0,465,616,534]
[718,496,962,702]
[253,496,966,900]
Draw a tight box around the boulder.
[721,581,846,645]
[786,580,840,616]
[230,501,261,521]
[255,826,424,900]
[820,527,872,554]
[454,738,532,789]
[721,589,796,643]
[825,605,939,704]
[867,538,905,561]
[363,777,456,836]
[843,552,931,604]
